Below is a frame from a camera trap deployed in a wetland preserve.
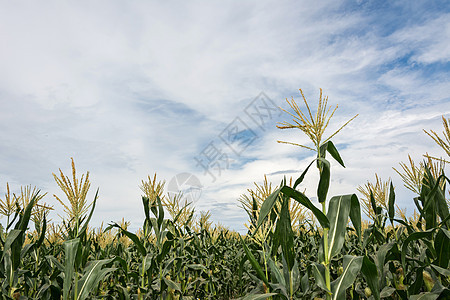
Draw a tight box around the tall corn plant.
[0,183,18,232]
[245,88,362,300]
[53,157,95,239]
[52,158,107,300]
[107,174,183,299]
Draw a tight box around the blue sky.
[0,0,449,232]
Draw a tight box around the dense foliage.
[1,90,449,299]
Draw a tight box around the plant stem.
[322,202,332,300]
[318,148,332,300]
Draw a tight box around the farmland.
[1,90,449,299]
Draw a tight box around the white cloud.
[391,14,450,64]
[0,1,448,232]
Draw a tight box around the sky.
[0,0,449,233]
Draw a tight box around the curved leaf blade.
[327,195,352,259]
[320,141,345,167]
[240,293,278,300]
[255,188,281,231]
[312,263,331,294]
[239,235,269,287]
[281,186,329,229]
[76,259,115,300]
[109,223,146,257]
[349,194,361,243]
[63,238,80,300]
[434,229,450,268]
[401,229,435,270]
[388,181,395,224]
[293,160,315,189]
[361,255,380,300]
[317,158,330,204]
[331,255,363,300]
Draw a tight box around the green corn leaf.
[410,292,439,300]
[251,195,258,221]
[434,228,449,268]
[431,264,450,277]
[431,282,450,298]
[268,257,285,285]
[11,192,39,270]
[157,239,174,263]
[421,167,438,229]
[281,186,329,229]
[312,263,331,294]
[327,195,352,259]
[320,141,345,167]
[376,242,395,286]
[157,195,164,228]
[317,158,330,203]
[35,213,47,249]
[76,259,115,300]
[281,254,290,294]
[349,194,362,243]
[113,256,128,273]
[331,255,363,300]
[255,188,281,231]
[361,255,380,300]
[408,266,425,296]
[292,259,301,293]
[240,294,278,300]
[16,192,39,232]
[393,218,410,227]
[3,251,13,290]
[1,229,22,258]
[414,196,424,216]
[118,286,131,300]
[150,218,161,242]
[21,243,34,259]
[273,197,294,271]
[388,181,395,224]
[370,191,377,217]
[45,255,65,272]
[63,238,80,300]
[187,264,206,271]
[77,189,98,239]
[142,196,151,222]
[239,235,270,287]
[430,174,450,228]
[401,229,436,271]
[142,253,153,273]
[269,282,290,299]
[439,213,450,227]
[163,277,181,292]
[293,160,315,189]
[2,231,21,291]
[300,272,309,293]
[6,209,20,232]
[109,223,146,257]
[362,227,374,249]
[380,286,396,298]
[150,198,158,218]
[441,228,450,239]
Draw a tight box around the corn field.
[0,89,449,299]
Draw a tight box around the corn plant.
[242,89,450,299]
[53,158,93,239]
